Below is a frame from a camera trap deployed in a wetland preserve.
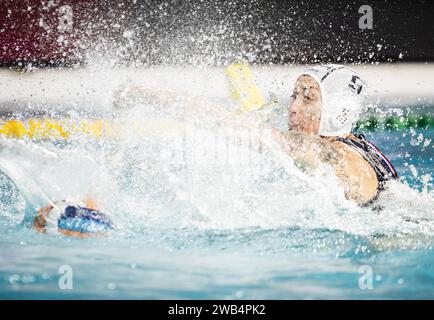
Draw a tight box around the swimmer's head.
[289,64,367,136]
[34,200,113,237]
[58,205,113,237]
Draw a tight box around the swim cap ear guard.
[298,64,367,136]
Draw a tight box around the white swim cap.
[297,64,366,136]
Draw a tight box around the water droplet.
[409,165,418,178]
[22,275,35,283]
[9,274,20,284]
[41,273,50,280]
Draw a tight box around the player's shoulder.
[323,134,378,177]
[322,134,379,205]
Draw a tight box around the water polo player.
[33,199,114,237]
[270,64,399,205]
[112,64,398,206]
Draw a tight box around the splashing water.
[0,98,433,299]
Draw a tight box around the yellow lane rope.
[0,119,113,139]
[1,63,266,140]
[0,118,188,140]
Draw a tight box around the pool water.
[0,115,433,299]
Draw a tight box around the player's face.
[288,75,322,135]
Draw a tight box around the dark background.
[0,0,433,67]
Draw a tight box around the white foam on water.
[0,100,433,249]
